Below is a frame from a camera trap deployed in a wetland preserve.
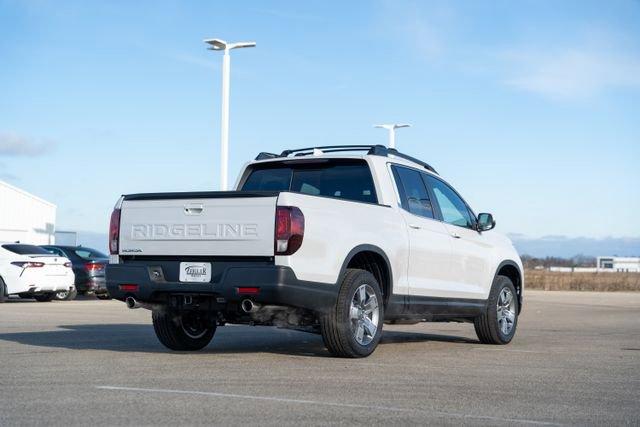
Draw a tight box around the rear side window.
[2,244,51,255]
[241,160,378,204]
[391,166,434,219]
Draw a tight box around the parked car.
[0,243,75,302]
[106,145,523,357]
[41,245,109,300]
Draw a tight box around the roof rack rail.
[385,148,438,174]
[256,145,438,174]
[254,152,280,160]
[280,145,381,157]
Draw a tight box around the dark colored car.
[40,245,109,299]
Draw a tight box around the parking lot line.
[96,385,560,426]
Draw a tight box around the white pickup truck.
[106,145,523,357]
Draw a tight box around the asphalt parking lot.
[0,291,638,426]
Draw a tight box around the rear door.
[390,165,455,298]
[118,193,278,257]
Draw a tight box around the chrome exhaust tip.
[241,299,260,313]
[125,296,140,309]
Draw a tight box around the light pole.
[373,124,411,149]
[205,38,256,190]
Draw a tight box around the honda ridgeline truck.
[106,145,523,357]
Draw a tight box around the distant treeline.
[520,255,597,268]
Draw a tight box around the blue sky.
[1,0,639,242]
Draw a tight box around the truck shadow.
[0,324,478,357]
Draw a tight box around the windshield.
[241,160,378,204]
[2,244,51,255]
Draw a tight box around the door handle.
[184,204,204,215]
[451,232,461,239]
[408,224,421,230]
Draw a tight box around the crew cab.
[0,243,75,302]
[106,145,523,357]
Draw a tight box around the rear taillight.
[109,208,121,255]
[275,206,304,255]
[85,263,104,271]
[11,261,45,268]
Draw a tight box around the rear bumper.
[106,262,338,313]
[76,277,107,293]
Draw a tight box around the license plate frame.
[179,262,212,283]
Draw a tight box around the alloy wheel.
[349,284,380,345]
[496,287,516,335]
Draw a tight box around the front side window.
[242,160,378,204]
[424,176,475,228]
[391,165,434,219]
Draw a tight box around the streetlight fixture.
[205,38,256,190]
[373,123,411,149]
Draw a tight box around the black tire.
[0,277,7,303]
[152,308,217,351]
[33,293,55,302]
[55,288,78,301]
[474,275,519,344]
[320,269,384,358]
[96,294,112,300]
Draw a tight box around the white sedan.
[0,243,75,302]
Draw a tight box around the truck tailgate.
[118,193,277,257]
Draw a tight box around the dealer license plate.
[179,262,212,283]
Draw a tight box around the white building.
[0,180,56,245]
[597,256,640,273]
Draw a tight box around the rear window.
[2,244,51,255]
[241,160,378,204]
[74,248,108,260]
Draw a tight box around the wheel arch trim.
[337,244,394,302]
[494,260,523,313]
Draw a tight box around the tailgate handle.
[184,204,204,215]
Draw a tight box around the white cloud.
[503,48,640,100]
[375,0,453,62]
[0,132,52,157]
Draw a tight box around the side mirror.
[477,213,495,231]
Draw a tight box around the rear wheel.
[152,308,217,351]
[474,275,519,344]
[0,277,7,303]
[320,269,384,358]
[33,293,55,302]
[55,288,78,301]
[96,294,112,300]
